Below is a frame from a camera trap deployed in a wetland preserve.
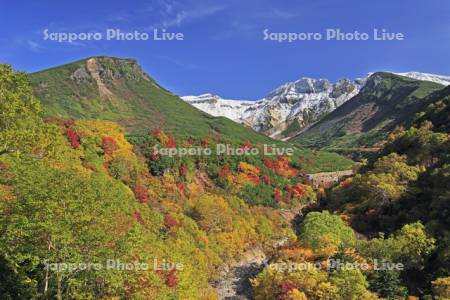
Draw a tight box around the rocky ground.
[211,247,267,300]
[211,207,302,299]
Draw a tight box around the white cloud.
[28,40,43,51]
[149,2,226,29]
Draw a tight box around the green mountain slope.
[30,56,275,144]
[413,85,450,133]
[29,56,354,172]
[290,72,446,149]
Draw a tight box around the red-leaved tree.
[262,175,272,185]
[152,129,161,138]
[165,269,178,288]
[166,135,177,148]
[263,159,274,169]
[278,281,297,297]
[176,182,186,194]
[102,136,119,155]
[134,186,149,204]
[66,128,80,149]
[164,213,179,228]
[201,138,209,148]
[133,211,144,224]
[217,165,231,178]
[273,188,283,202]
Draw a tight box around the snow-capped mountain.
[393,72,450,86]
[182,77,363,139]
[248,78,364,138]
[182,72,449,139]
[181,93,260,121]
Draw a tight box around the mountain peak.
[182,70,449,140]
[84,55,138,64]
[268,77,332,97]
[183,76,363,139]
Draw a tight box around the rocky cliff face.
[183,77,364,139]
[248,78,364,138]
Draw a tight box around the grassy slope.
[290,72,445,150]
[30,56,278,143]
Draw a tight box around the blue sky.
[0,0,449,99]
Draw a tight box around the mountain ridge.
[29,56,284,145]
[182,71,449,140]
[290,72,448,150]
[183,77,364,139]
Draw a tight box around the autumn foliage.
[176,182,186,193]
[262,175,272,185]
[291,184,305,198]
[263,159,274,169]
[133,210,144,224]
[66,128,80,149]
[273,188,282,202]
[134,185,149,204]
[238,162,261,185]
[266,156,298,178]
[240,140,253,150]
[179,164,188,177]
[165,269,178,288]
[217,165,232,178]
[278,281,297,296]
[150,152,159,161]
[164,213,179,228]
[102,136,119,155]
[152,129,161,138]
[166,135,177,148]
[201,138,209,148]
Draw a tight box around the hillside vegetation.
[31,56,291,144]
[3,60,449,299]
[251,83,450,299]
[1,64,304,299]
[291,72,446,150]
[30,56,353,172]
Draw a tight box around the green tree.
[0,64,43,155]
[359,222,435,270]
[0,158,137,299]
[330,269,368,300]
[299,211,355,256]
[367,270,408,299]
[192,194,234,233]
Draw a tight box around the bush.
[239,184,278,208]
[299,211,355,256]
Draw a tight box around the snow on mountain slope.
[392,72,450,86]
[181,93,258,121]
[182,78,363,138]
[182,72,449,139]
[247,78,364,137]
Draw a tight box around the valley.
[1,0,449,298]
[1,57,450,299]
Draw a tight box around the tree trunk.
[44,267,49,294]
[57,274,62,300]
[44,241,51,294]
